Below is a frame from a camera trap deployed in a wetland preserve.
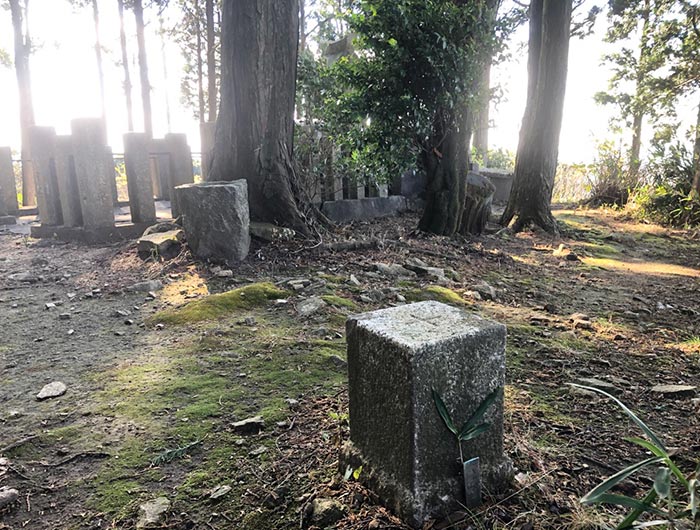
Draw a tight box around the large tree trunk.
[501,0,572,233]
[9,0,36,206]
[92,0,107,135]
[473,60,492,168]
[205,0,217,122]
[195,0,205,124]
[210,0,309,234]
[629,0,651,178]
[117,0,134,132]
[691,98,700,198]
[133,0,153,137]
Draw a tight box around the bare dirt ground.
[1,207,699,530]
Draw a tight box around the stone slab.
[137,229,183,257]
[0,147,18,215]
[71,119,115,229]
[479,168,513,204]
[30,221,153,244]
[174,180,250,264]
[0,215,17,225]
[345,301,511,527]
[321,196,408,223]
[164,133,194,219]
[54,135,83,227]
[124,133,156,224]
[29,126,63,226]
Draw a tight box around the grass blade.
[582,456,664,504]
[458,387,500,439]
[432,388,457,435]
[625,437,689,488]
[593,493,666,517]
[568,384,666,451]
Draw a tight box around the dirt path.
[1,208,699,530]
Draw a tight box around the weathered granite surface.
[124,133,156,224]
[321,196,408,223]
[54,135,83,227]
[174,180,250,264]
[0,147,18,215]
[345,301,511,527]
[29,126,63,226]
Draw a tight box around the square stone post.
[149,139,171,200]
[0,147,18,215]
[164,133,194,219]
[124,133,156,224]
[71,118,115,229]
[105,146,118,205]
[345,301,511,527]
[29,126,63,226]
[54,135,83,227]
[377,183,389,198]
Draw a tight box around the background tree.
[326,0,502,236]
[205,0,217,122]
[132,0,153,137]
[209,0,309,233]
[501,0,573,233]
[8,0,35,206]
[117,0,134,131]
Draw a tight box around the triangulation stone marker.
[344,301,512,528]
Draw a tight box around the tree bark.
[501,0,572,233]
[691,98,700,198]
[195,0,205,124]
[205,0,217,122]
[629,0,651,177]
[473,60,492,168]
[92,0,107,136]
[9,0,36,206]
[117,0,134,132]
[133,0,153,137]
[210,0,309,234]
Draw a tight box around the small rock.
[566,252,580,261]
[137,229,183,258]
[114,309,132,317]
[209,485,232,500]
[359,295,372,303]
[124,319,134,326]
[45,302,56,310]
[250,222,295,242]
[463,290,482,301]
[141,221,180,236]
[0,487,20,509]
[37,381,67,400]
[128,280,164,293]
[303,498,348,529]
[395,293,406,303]
[569,313,590,321]
[348,274,361,286]
[650,384,697,399]
[67,329,75,335]
[373,263,416,278]
[297,297,327,317]
[576,377,621,396]
[232,415,265,434]
[8,272,39,283]
[327,355,347,369]
[285,398,300,409]
[249,445,268,456]
[471,281,496,301]
[136,497,170,529]
[573,319,594,330]
[244,316,256,326]
[58,313,71,320]
[216,269,234,278]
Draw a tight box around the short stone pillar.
[124,133,156,224]
[344,301,511,528]
[174,180,250,264]
[54,136,83,227]
[105,146,118,205]
[149,139,171,200]
[29,126,63,226]
[165,133,194,219]
[200,121,216,180]
[0,147,18,215]
[71,119,115,229]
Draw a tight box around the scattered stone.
[36,381,67,400]
[650,384,697,399]
[0,487,20,509]
[137,229,183,258]
[124,319,134,326]
[136,497,170,529]
[244,316,256,326]
[327,355,347,369]
[250,222,295,242]
[67,329,75,335]
[249,446,268,456]
[463,290,482,301]
[566,252,580,261]
[395,293,406,303]
[303,498,348,529]
[45,302,56,310]
[285,398,300,409]
[216,269,234,278]
[208,485,232,500]
[114,309,132,317]
[373,263,416,278]
[232,416,265,434]
[8,272,39,283]
[471,281,496,301]
[359,295,372,303]
[573,319,594,331]
[349,274,361,286]
[576,377,621,396]
[141,221,180,237]
[58,313,71,320]
[128,280,164,293]
[297,297,327,317]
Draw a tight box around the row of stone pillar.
[0,147,18,218]
[19,118,194,232]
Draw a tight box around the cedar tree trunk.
[473,60,492,168]
[9,0,36,206]
[117,0,134,131]
[210,0,309,234]
[501,0,572,233]
[691,99,700,198]
[205,0,217,122]
[134,0,153,137]
[92,0,107,135]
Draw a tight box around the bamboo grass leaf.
[432,388,457,435]
[458,387,500,438]
[581,456,664,504]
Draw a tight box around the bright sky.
[0,1,692,164]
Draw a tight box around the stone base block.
[174,180,250,264]
[0,215,17,226]
[321,196,408,223]
[479,169,513,204]
[345,301,512,528]
[30,222,155,244]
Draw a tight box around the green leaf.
[388,37,397,47]
[568,384,666,450]
[353,465,363,480]
[432,388,457,435]
[458,422,490,442]
[581,456,664,505]
[653,467,671,499]
[592,492,666,517]
[458,387,500,439]
[625,437,688,488]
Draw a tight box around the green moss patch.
[149,282,288,325]
[321,294,358,310]
[405,285,467,305]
